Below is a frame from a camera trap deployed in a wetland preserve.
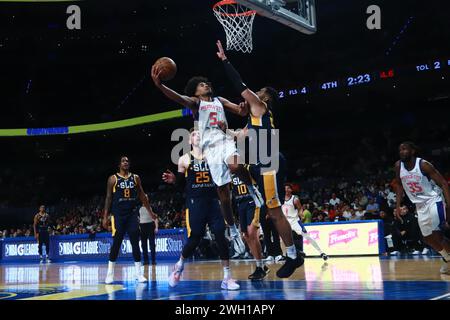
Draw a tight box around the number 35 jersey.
[112,173,139,215]
[185,152,217,199]
[400,157,442,205]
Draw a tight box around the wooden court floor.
[0,256,449,300]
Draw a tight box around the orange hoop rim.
[213,0,256,17]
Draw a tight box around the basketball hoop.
[213,0,256,53]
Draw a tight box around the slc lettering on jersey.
[119,180,135,189]
[192,162,209,172]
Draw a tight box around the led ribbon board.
[0,109,191,137]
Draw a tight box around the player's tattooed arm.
[135,175,157,220]
[421,161,450,220]
[151,65,199,110]
[393,161,404,222]
[102,175,116,229]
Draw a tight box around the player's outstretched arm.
[102,175,116,230]
[151,65,199,110]
[421,161,450,221]
[216,40,266,117]
[393,161,404,222]
[219,97,249,116]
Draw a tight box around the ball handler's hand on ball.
[216,40,227,61]
[151,64,162,87]
[162,169,176,184]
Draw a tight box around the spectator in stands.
[329,193,340,206]
[365,198,380,219]
[301,204,312,223]
[394,206,424,255]
[379,211,401,255]
[342,205,352,220]
[354,206,366,220]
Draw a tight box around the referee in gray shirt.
[139,195,159,265]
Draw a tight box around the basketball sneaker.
[276,251,304,278]
[440,259,450,275]
[412,250,421,255]
[320,253,329,261]
[265,256,275,262]
[221,278,240,290]
[248,267,267,281]
[275,255,285,263]
[105,271,114,284]
[421,248,429,255]
[168,263,184,287]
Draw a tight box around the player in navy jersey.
[231,173,269,280]
[103,156,157,284]
[162,129,240,290]
[394,142,450,274]
[33,205,51,263]
[216,40,304,278]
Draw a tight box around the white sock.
[134,261,142,275]
[176,257,185,270]
[286,245,297,260]
[439,249,450,262]
[304,233,323,254]
[107,261,115,274]
[223,266,231,279]
[256,260,263,268]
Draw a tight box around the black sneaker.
[320,253,328,261]
[276,252,304,278]
[248,267,267,281]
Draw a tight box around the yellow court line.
[20,284,123,300]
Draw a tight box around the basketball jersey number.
[124,188,130,198]
[237,184,248,195]
[209,112,218,126]
[406,182,423,193]
[195,172,210,184]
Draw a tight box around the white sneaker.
[275,255,285,262]
[105,271,114,284]
[168,264,183,287]
[390,251,399,255]
[422,248,430,255]
[439,260,450,274]
[136,274,147,283]
[412,250,421,255]
[265,256,275,262]
[221,278,240,291]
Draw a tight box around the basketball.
[153,57,177,81]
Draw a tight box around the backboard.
[235,0,317,34]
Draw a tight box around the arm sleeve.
[222,59,247,94]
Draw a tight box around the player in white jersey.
[282,184,328,261]
[151,68,262,241]
[394,142,450,274]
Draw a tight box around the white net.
[213,0,256,53]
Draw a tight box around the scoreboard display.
[278,57,449,99]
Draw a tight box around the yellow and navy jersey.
[111,173,139,214]
[231,174,252,203]
[185,152,217,199]
[247,106,276,166]
[35,213,50,232]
